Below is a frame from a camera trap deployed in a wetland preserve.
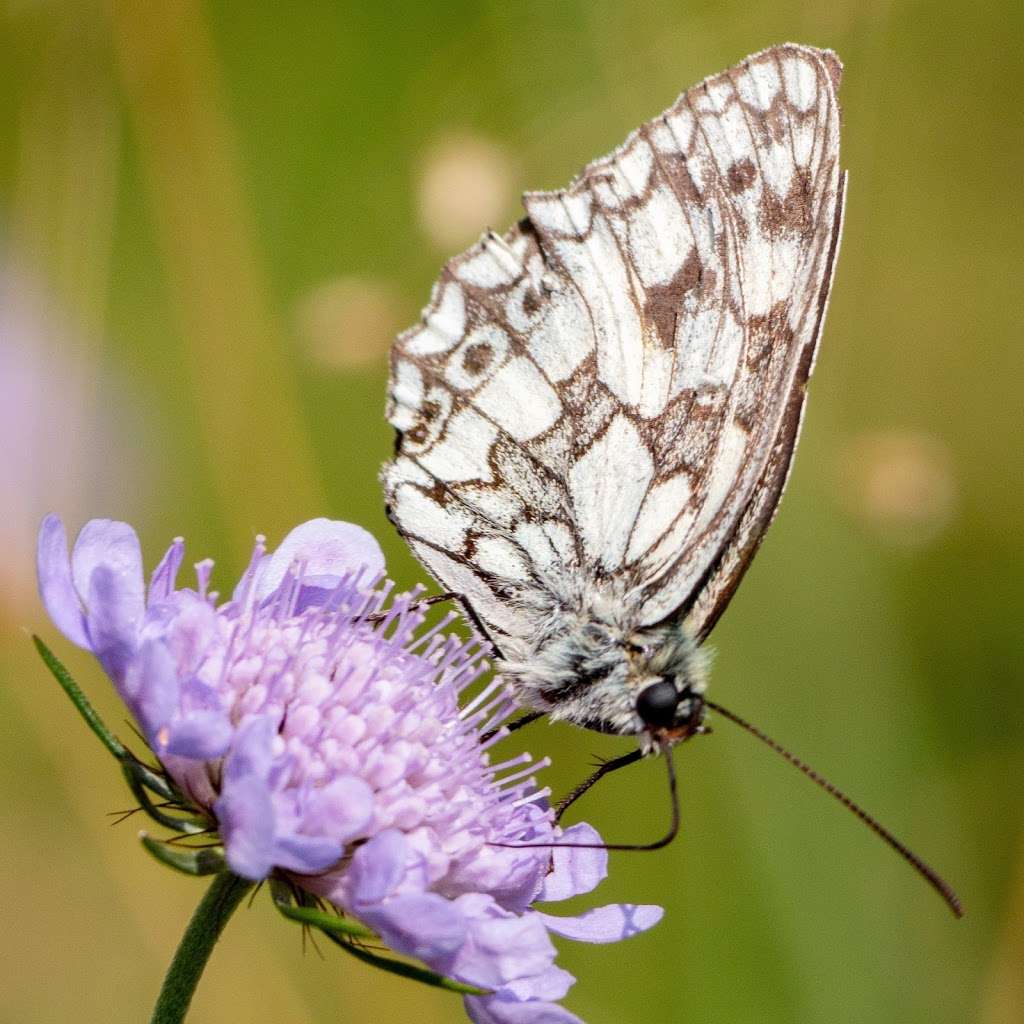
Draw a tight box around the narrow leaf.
[122,762,208,834]
[141,833,227,876]
[33,634,125,759]
[124,758,179,804]
[269,882,490,997]
[329,935,491,996]
[273,898,377,939]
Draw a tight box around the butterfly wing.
[383,43,844,648]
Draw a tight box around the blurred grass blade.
[141,833,226,876]
[107,0,323,556]
[32,634,126,760]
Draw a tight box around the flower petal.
[36,514,90,648]
[348,829,408,905]
[537,823,607,902]
[360,892,468,961]
[465,994,585,1024]
[272,833,343,874]
[501,965,574,1002]
[180,675,223,713]
[537,903,663,943]
[148,537,185,603]
[254,518,385,600]
[162,711,233,760]
[223,715,277,784]
[86,564,144,683]
[76,524,146,683]
[215,775,276,880]
[71,518,145,618]
[124,638,180,742]
[450,897,557,989]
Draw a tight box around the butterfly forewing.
[383,43,844,651]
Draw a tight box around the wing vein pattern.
[383,43,845,651]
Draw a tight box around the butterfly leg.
[481,710,544,744]
[364,591,460,624]
[554,749,645,823]
[415,591,459,608]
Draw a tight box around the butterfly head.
[634,675,707,747]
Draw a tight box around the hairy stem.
[150,872,254,1024]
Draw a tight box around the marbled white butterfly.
[382,43,961,915]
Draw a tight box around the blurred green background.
[2,2,1021,1022]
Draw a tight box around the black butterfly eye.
[636,679,679,728]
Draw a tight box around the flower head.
[37,515,662,1022]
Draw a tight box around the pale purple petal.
[537,823,607,902]
[444,844,549,912]
[84,565,141,683]
[216,775,276,880]
[361,892,467,961]
[449,897,556,989]
[501,965,574,1002]
[254,518,385,600]
[303,776,374,844]
[223,715,277,784]
[148,537,185,603]
[271,833,343,874]
[161,711,233,760]
[348,829,408,905]
[465,994,585,1024]
[36,514,90,648]
[179,675,222,713]
[537,903,663,943]
[71,519,145,619]
[124,639,180,742]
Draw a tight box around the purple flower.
[37,515,662,1022]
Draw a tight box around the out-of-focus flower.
[417,133,517,251]
[37,515,662,1022]
[0,265,145,619]
[296,275,406,370]
[839,431,956,547]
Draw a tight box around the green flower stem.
[150,872,255,1024]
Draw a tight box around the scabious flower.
[37,515,662,1023]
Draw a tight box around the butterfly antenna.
[703,697,963,918]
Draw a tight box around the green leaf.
[124,758,180,804]
[327,935,491,997]
[141,833,227,876]
[270,882,490,997]
[122,761,209,834]
[32,634,125,760]
[272,894,377,939]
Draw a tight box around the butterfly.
[383,41,843,742]
[381,43,964,916]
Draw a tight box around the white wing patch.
[383,43,844,651]
[476,358,562,441]
[405,281,466,356]
[569,415,654,573]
